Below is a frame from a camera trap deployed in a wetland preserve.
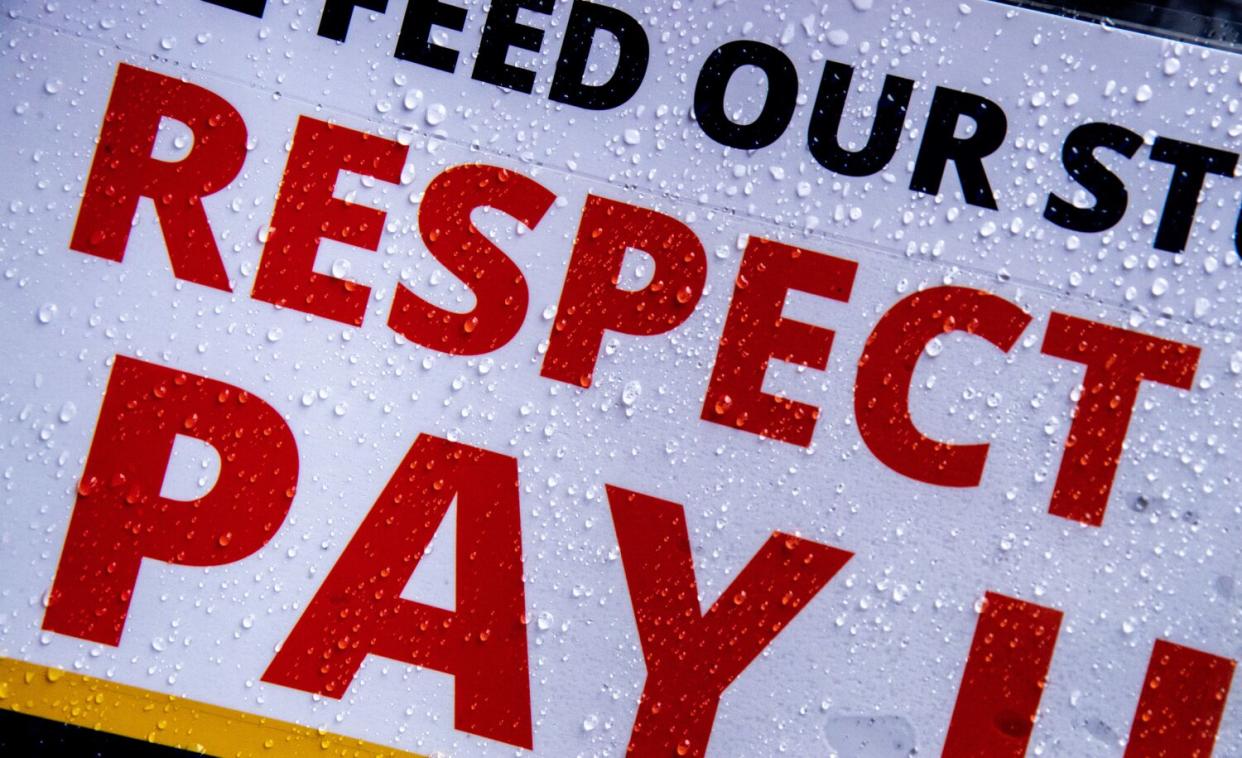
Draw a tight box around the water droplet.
[621,380,642,407]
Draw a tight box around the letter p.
[42,355,298,646]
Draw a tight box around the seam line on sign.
[7,14,1241,342]
[0,656,428,758]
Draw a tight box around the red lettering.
[1125,639,1234,757]
[700,237,856,446]
[1041,313,1199,526]
[42,355,298,646]
[856,286,1031,487]
[252,116,407,326]
[70,63,247,291]
[262,434,531,748]
[387,164,555,354]
[541,195,706,387]
[942,592,1063,757]
[607,485,852,758]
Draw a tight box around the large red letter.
[607,485,852,758]
[1125,639,1234,757]
[70,63,247,291]
[252,116,407,326]
[855,286,1031,487]
[387,164,555,354]
[1041,313,1199,526]
[262,434,531,749]
[942,592,1063,758]
[42,356,298,646]
[540,196,706,387]
[700,237,856,446]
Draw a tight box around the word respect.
[75,63,1203,529]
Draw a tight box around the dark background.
[993,0,1242,50]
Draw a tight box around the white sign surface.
[1,1,1239,756]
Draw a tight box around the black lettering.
[202,0,266,17]
[1150,136,1238,253]
[318,0,388,42]
[1043,122,1143,233]
[693,41,797,150]
[910,87,1007,210]
[395,0,468,73]
[807,61,913,177]
[1235,202,1242,259]
[471,0,554,93]
[549,0,649,110]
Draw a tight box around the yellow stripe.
[0,656,426,757]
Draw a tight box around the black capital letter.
[549,0,649,110]
[203,0,266,17]
[1235,202,1242,259]
[910,87,1007,209]
[807,61,913,177]
[472,0,554,93]
[396,0,468,73]
[1150,136,1238,253]
[1043,122,1143,234]
[693,41,797,150]
[318,0,389,42]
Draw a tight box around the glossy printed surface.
[0,1,1240,755]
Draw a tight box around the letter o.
[693,40,797,150]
